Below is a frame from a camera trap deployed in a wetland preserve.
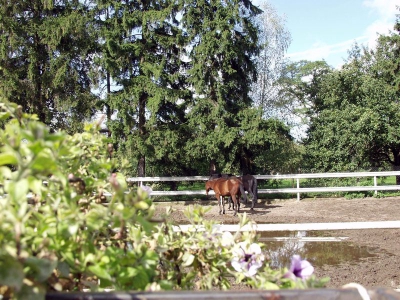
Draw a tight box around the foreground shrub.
[0,100,328,299]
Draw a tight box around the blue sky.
[258,0,398,68]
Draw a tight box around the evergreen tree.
[96,0,191,176]
[182,0,263,174]
[0,0,98,132]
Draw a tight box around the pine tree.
[0,0,98,132]
[96,0,191,176]
[182,0,263,174]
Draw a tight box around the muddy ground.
[153,196,400,291]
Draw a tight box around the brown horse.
[209,173,255,210]
[205,177,243,216]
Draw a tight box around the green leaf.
[57,261,70,278]
[28,141,45,155]
[15,283,46,300]
[25,257,57,282]
[0,166,12,178]
[88,264,112,281]
[84,253,96,266]
[62,252,75,267]
[134,200,149,210]
[182,252,195,267]
[8,179,29,202]
[86,206,107,230]
[131,266,150,290]
[260,281,280,290]
[0,153,18,166]
[0,255,24,289]
[28,176,43,196]
[31,152,57,173]
[0,111,11,121]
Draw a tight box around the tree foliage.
[0,0,303,177]
[275,60,332,141]
[94,0,191,177]
[304,14,400,174]
[182,0,265,175]
[0,0,98,133]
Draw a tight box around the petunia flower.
[140,185,153,196]
[220,231,234,247]
[285,255,314,280]
[231,242,265,277]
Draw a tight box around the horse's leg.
[249,190,255,210]
[232,195,239,216]
[219,195,226,214]
[216,194,222,215]
[251,179,257,210]
[228,196,235,210]
[239,184,247,205]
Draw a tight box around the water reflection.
[260,231,381,269]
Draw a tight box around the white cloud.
[363,0,398,20]
[286,36,368,68]
[286,1,397,68]
[363,0,398,48]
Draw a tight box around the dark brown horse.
[238,174,257,210]
[205,177,243,216]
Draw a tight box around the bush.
[0,100,328,299]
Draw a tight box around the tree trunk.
[240,148,253,175]
[33,32,47,124]
[209,159,217,176]
[394,164,400,185]
[137,92,147,177]
[137,157,145,177]
[392,149,400,185]
[106,72,112,135]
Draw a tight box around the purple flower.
[231,242,265,277]
[285,255,314,280]
[140,185,152,196]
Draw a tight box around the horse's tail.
[239,181,247,203]
[253,176,258,201]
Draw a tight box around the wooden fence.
[127,171,400,201]
[44,288,399,300]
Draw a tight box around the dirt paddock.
[153,196,400,291]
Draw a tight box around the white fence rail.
[173,221,400,232]
[127,171,400,201]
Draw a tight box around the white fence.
[127,171,400,201]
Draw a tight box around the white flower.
[221,231,234,247]
[231,242,265,277]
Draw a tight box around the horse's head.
[205,180,214,195]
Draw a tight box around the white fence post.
[297,178,300,201]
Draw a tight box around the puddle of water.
[172,221,385,269]
[259,231,381,269]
